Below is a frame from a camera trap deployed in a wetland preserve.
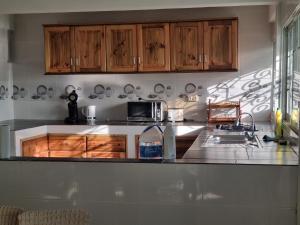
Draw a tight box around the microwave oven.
[127,101,167,122]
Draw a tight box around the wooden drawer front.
[87,135,126,152]
[49,151,85,158]
[86,151,126,159]
[49,135,86,151]
[22,136,48,157]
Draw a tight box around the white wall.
[0,161,297,225]
[0,0,276,14]
[0,15,14,121]
[13,6,273,122]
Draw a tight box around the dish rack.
[208,100,241,123]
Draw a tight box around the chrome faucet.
[234,112,256,139]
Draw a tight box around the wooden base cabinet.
[22,135,49,157]
[21,134,127,159]
[86,135,127,158]
[48,134,86,158]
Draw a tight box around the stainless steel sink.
[213,134,247,144]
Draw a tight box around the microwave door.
[128,102,153,121]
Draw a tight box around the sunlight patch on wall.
[206,68,272,119]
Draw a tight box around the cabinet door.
[48,134,86,151]
[170,22,203,71]
[176,136,197,159]
[137,23,170,72]
[44,26,73,73]
[87,135,126,152]
[203,19,238,71]
[106,25,137,72]
[22,136,49,157]
[74,26,106,72]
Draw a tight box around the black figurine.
[64,90,79,124]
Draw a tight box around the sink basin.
[213,134,247,144]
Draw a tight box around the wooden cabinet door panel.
[86,151,126,159]
[106,25,137,72]
[138,23,170,72]
[48,134,86,151]
[170,22,203,71]
[203,20,238,70]
[44,26,72,73]
[22,136,49,157]
[176,136,197,159]
[49,151,85,158]
[87,135,126,152]
[75,26,106,72]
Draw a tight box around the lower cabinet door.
[176,136,198,159]
[86,135,127,158]
[48,134,86,151]
[22,136,49,157]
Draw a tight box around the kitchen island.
[0,119,298,165]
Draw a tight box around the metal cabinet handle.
[138,57,141,65]
[76,58,80,66]
[133,57,136,65]
[70,58,73,66]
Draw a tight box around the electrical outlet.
[188,95,199,102]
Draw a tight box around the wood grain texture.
[86,151,126,158]
[22,136,49,157]
[44,26,72,73]
[137,23,170,72]
[87,135,127,152]
[106,25,137,72]
[170,22,203,71]
[203,19,238,70]
[49,151,85,158]
[48,134,86,151]
[74,25,106,72]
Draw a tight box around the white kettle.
[82,105,96,123]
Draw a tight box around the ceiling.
[0,0,277,14]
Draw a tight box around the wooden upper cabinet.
[106,25,137,72]
[170,22,203,71]
[137,23,170,72]
[44,26,72,73]
[44,18,238,74]
[203,19,238,71]
[74,26,106,72]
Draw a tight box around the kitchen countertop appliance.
[127,101,167,122]
[168,108,184,122]
[64,90,79,124]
